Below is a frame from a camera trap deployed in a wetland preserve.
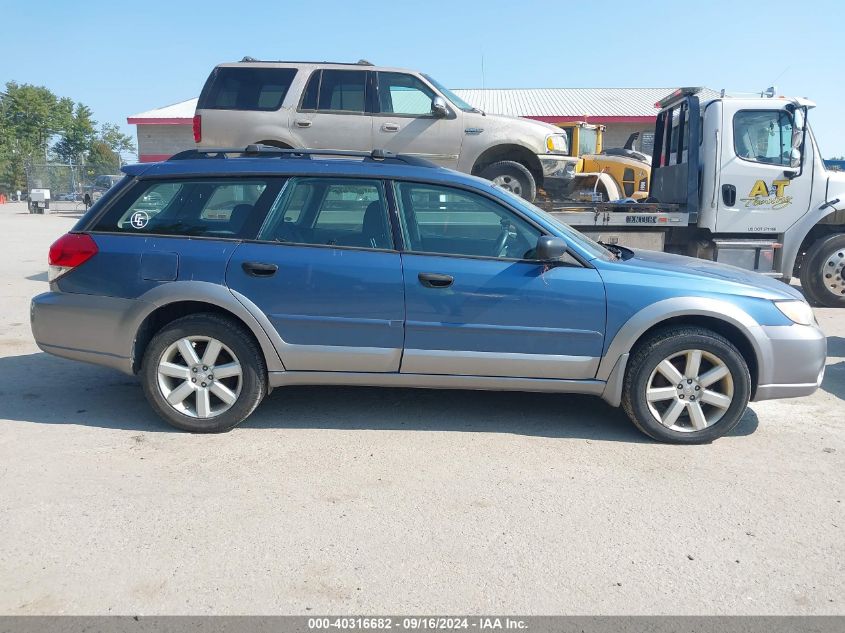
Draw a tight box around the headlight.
[774,300,816,325]
[545,134,568,154]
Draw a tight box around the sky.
[2,0,844,159]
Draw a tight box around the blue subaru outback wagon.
[31,147,827,443]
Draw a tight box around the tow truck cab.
[570,87,845,307]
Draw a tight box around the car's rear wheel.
[141,313,267,432]
[479,160,537,201]
[621,326,751,444]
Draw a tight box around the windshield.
[579,127,598,155]
[490,186,613,260]
[422,74,479,113]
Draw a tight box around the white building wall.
[137,124,195,159]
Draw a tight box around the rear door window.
[198,67,297,111]
[259,178,392,249]
[299,70,369,113]
[93,178,284,238]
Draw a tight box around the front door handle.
[381,122,400,132]
[722,184,736,206]
[294,119,312,128]
[418,272,454,288]
[242,261,278,277]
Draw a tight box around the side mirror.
[431,96,448,118]
[536,236,568,262]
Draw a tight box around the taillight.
[48,233,98,281]
[192,114,202,143]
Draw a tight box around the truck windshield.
[422,74,480,113]
[579,127,598,155]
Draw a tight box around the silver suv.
[194,58,573,201]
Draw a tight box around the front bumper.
[751,323,827,401]
[538,154,577,196]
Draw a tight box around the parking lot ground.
[0,200,842,615]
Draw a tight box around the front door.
[393,181,606,379]
[716,106,812,233]
[372,72,463,169]
[290,69,373,151]
[226,177,403,372]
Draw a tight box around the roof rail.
[167,145,438,168]
[238,56,374,66]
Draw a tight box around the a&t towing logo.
[740,179,793,210]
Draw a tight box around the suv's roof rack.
[239,56,374,66]
[167,145,438,168]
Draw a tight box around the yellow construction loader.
[557,121,651,201]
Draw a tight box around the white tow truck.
[545,88,845,307]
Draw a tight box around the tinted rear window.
[198,67,297,111]
[92,178,284,239]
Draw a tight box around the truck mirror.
[790,148,802,170]
[431,96,448,118]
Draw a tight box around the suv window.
[394,182,541,259]
[300,70,368,113]
[259,178,392,249]
[93,178,281,238]
[376,72,436,116]
[198,67,297,111]
[734,110,794,165]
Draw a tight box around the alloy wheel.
[156,336,243,419]
[645,349,734,432]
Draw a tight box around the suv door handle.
[294,120,312,128]
[242,261,279,277]
[381,122,400,132]
[722,184,736,206]
[418,272,454,288]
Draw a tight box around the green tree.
[52,103,97,164]
[86,141,120,176]
[99,122,136,160]
[0,81,63,191]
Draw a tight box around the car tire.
[799,233,845,307]
[141,313,267,432]
[621,326,751,444]
[480,160,537,201]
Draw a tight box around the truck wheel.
[480,161,537,201]
[621,326,751,444]
[141,313,267,432]
[799,233,845,307]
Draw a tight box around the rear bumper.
[751,323,827,401]
[30,291,145,375]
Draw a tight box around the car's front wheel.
[621,326,751,444]
[141,313,267,432]
[479,160,537,201]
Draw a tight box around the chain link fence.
[24,162,121,213]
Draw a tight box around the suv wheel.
[799,233,845,307]
[621,326,751,444]
[479,161,537,201]
[141,313,267,432]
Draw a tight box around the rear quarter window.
[198,67,297,111]
[91,178,284,239]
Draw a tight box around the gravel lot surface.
[0,201,842,615]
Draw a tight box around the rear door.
[291,69,374,151]
[372,72,463,168]
[226,177,404,372]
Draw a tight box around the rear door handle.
[381,122,400,132]
[418,272,454,288]
[242,261,278,277]
[294,120,312,128]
